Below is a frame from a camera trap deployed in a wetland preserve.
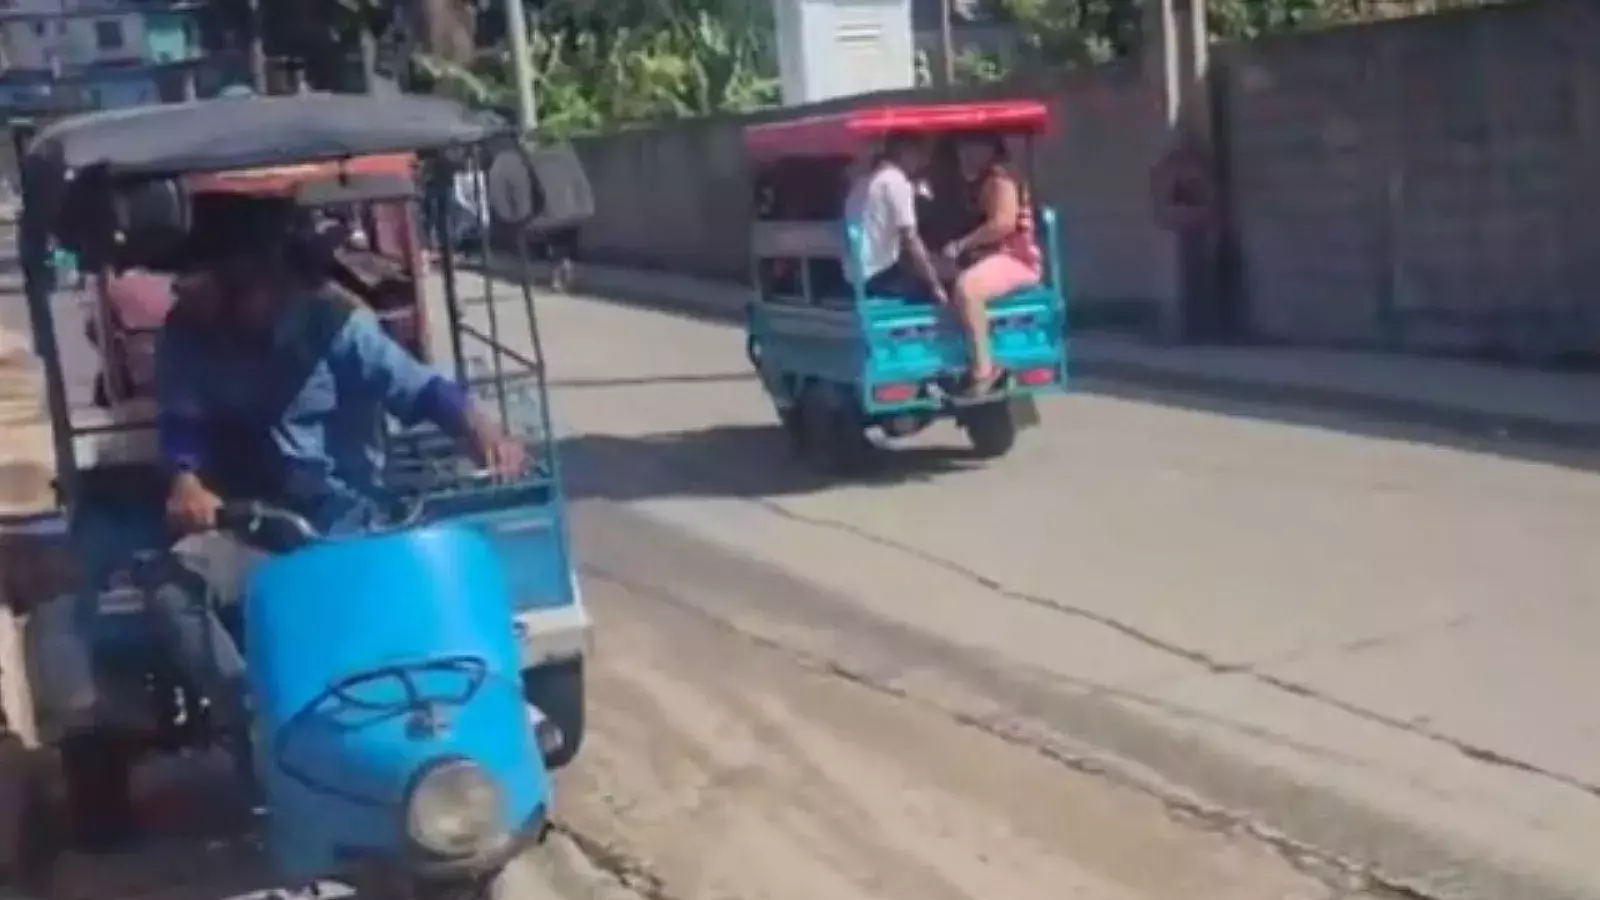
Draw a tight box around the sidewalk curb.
[545,262,1600,456]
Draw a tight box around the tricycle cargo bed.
[749,284,1066,414]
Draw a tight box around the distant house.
[0,0,212,112]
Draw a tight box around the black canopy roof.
[26,92,505,177]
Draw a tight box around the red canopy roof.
[743,100,1051,162]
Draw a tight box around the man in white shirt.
[844,133,946,303]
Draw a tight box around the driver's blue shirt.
[155,292,468,532]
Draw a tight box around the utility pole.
[1144,0,1218,341]
[503,0,538,135]
[938,0,955,87]
[360,29,378,93]
[246,0,267,93]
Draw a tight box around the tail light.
[1017,366,1056,386]
[873,383,918,403]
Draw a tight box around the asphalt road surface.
[3,255,1595,900]
[549,498,1385,900]
[462,273,1598,900]
[31,509,1376,900]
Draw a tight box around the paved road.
[442,273,1600,900]
[4,257,1594,899]
[28,511,1371,900]
[552,499,1374,900]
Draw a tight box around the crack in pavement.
[731,493,1600,801]
[580,561,1436,900]
[547,822,680,900]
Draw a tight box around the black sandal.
[962,366,1006,398]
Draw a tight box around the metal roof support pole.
[937,0,954,87]
[503,0,538,135]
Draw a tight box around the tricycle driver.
[150,199,525,743]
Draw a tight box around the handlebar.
[215,501,320,547]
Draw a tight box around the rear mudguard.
[245,524,548,883]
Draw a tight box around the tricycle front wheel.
[57,729,138,852]
[522,659,585,770]
[0,732,65,892]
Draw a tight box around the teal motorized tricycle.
[7,93,594,898]
[741,99,1069,473]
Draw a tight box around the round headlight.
[404,759,503,857]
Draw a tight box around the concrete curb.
[537,261,1600,457]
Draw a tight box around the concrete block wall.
[575,118,754,282]
[1220,0,1600,357]
[569,0,1600,357]
[571,65,1177,318]
[1031,61,1176,321]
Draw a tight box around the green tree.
[416,0,777,136]
[996,0,1511,72]
[999,0,1143,67]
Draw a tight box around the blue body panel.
[747,207,1069,418]
[470,511,575,612]
[245,526,547,881]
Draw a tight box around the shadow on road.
[560,423,984,504]
[547,277,1600,475]
[547,371,756,391]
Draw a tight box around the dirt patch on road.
[555,572,1349,900]
[0,350,51,514]
[0,461,51,510]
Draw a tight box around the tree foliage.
[213,0,1514,129]
[412,0,778,136]
[994,0,1509,70]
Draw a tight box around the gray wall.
[1219,0,1600,358]
[571,0,1600,358]
[572,63,1177,323]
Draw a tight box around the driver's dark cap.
[209,197,299,261]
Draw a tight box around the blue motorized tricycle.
[741,99,1068,473]
[8,93,594,898]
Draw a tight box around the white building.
[775,0,917,106]
[0,0,148,73]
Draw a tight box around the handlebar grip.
[214,502,319,544]
[213,502,262,533]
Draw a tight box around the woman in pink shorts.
[941,136,1043,396]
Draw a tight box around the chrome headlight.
[403,759,503,857]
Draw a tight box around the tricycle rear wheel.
[960,400,1019,459]
[522,659,584,770]
[796,385,873,475]
[776,405,805,451]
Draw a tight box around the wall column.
[1143,0,1218,341]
